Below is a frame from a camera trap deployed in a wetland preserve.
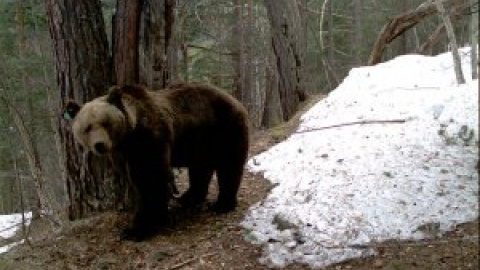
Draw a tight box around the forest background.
[0,0,477,226]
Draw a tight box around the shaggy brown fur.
[64,83,250,241]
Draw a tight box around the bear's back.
[155,83,249,167]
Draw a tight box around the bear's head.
[62,86,142,156]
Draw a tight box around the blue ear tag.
[63,111,72,120]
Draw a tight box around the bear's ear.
[106,86,124,107]
[62,100,81,120]
[106,85,138,128]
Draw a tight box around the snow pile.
[0,212,31,254]
[243,48,478,268]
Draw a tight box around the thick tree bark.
[114,0,143,85]
[140,0,176,89]
[45,0,114,220]
[261,50,283,128]
[140,0,160,88]
[163,0,176,87]
[368,0,468,65]
[264,0,307,121]
[112,0,145,213]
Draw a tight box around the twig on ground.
[295,119,408,135]
[166,252,218,270]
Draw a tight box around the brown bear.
[63,82,249,241]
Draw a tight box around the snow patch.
[243,48,478,268]
[0,212,32,254]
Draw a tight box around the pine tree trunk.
[114,0,143,85]
[140,0,176,89]
[264,0,307,121]
[261,50,283,127]
[163,0,176,86]
[45,0,115,220]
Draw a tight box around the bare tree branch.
[368,0,468,65]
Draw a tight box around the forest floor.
[0,129,478,270]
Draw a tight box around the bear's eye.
[101,121,111,129]
[84,124,92,134]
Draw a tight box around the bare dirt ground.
[0,130,478,270]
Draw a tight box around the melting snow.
[0,213,32,254]
[243,47,478,268]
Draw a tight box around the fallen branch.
[295,119,408,135]
[167,252,218,270]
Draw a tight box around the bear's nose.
[94,142,107,154]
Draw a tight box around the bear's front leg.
[121,153,173,241]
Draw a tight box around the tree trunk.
[470,0,478,79]
[232,0,246,102]
[434,0,465,84]
[45,0,114,220]
[353,0,363,65]
[112,0,145,213]
[261,50,283,127]
[140,0,176,89]
[163,0,176,87]
[114,0,143,85]
[232,0,258,125]
[244,0,257,126]
[264,0,307,121]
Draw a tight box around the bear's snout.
[93,142,107,155]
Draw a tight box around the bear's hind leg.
[212,163,244,213]
[179,166,214,207]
